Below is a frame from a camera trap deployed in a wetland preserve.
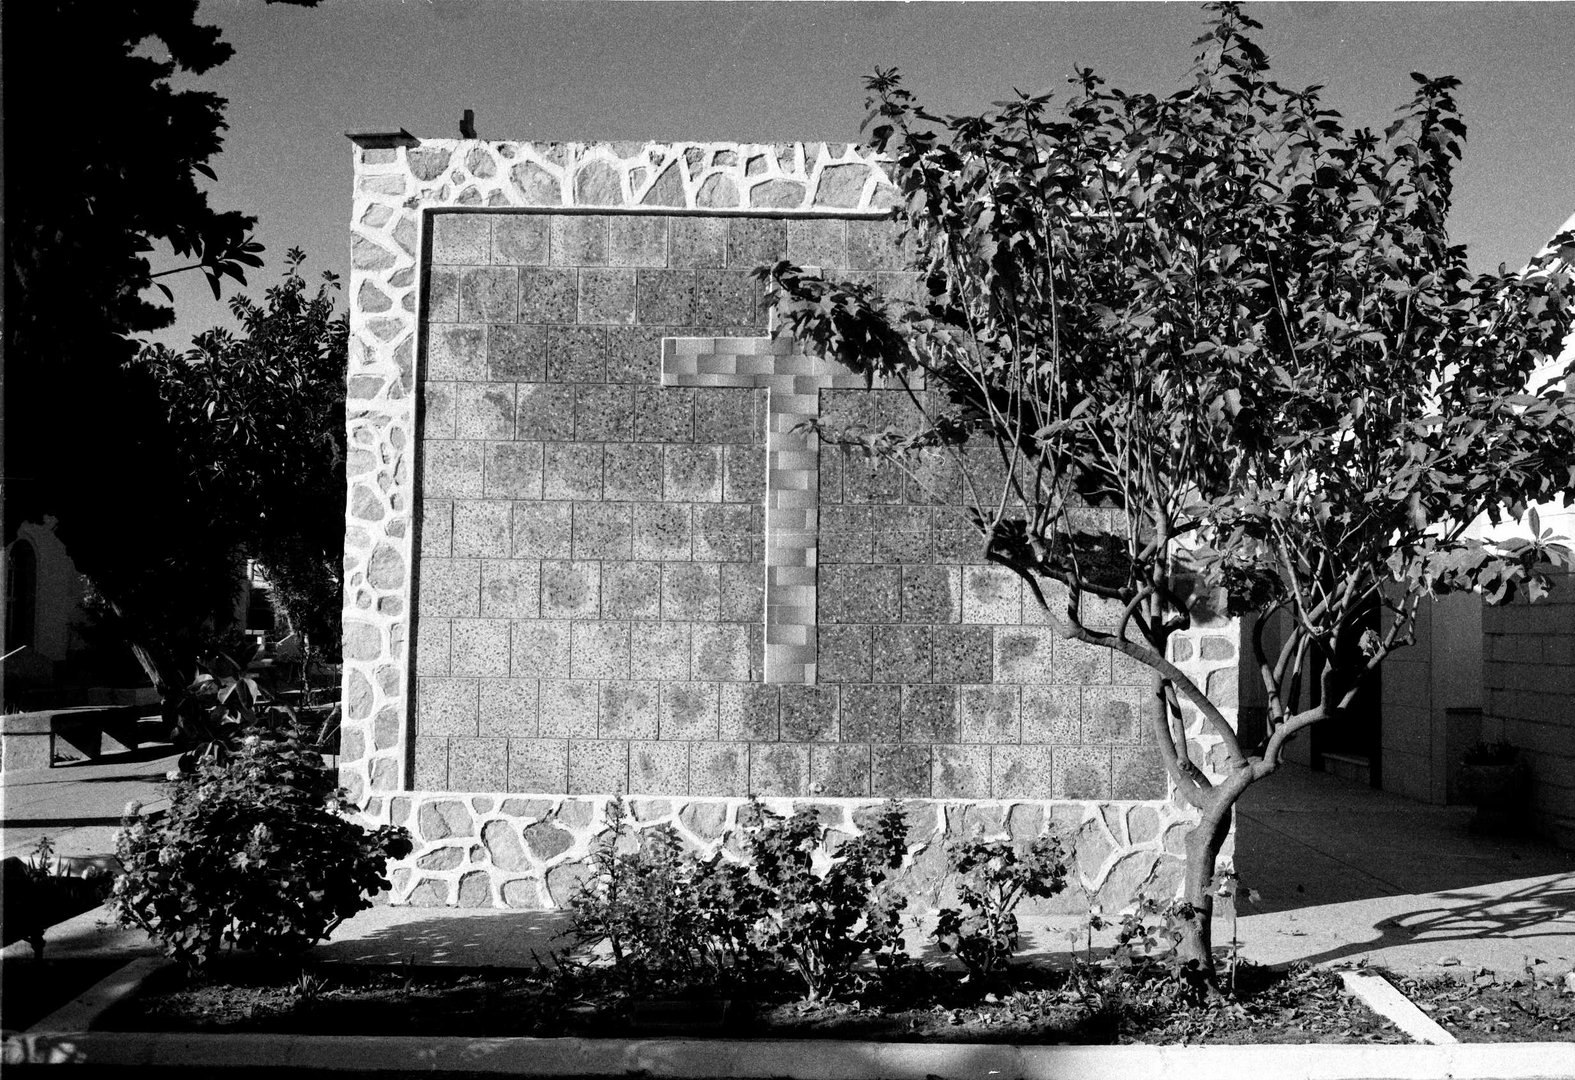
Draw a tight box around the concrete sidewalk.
[4,755,1572,976]
[0,746,179,862]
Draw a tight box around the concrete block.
[512,502,573,559]
[550,214,609,267]
[415,678,479,737]
[492,216,549,266]
[448,738,508,791]
[629,740,688,793]
[599,681,659,740]
[659,682,720,740]
[568,738,628,794]
[546,326,606,383]
[507,737,566,793]
[569,621,631,680]
[515,383,576,441]
[450,619,512,677]
[479,679,538,738]
[719,683,779,740]
[780,685,838,742]
[421,558,481,617]
[689,741,748,796]
[961,685,1021,744]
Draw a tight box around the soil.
[1389,968,1575,1042]
[97,959,1413,1045]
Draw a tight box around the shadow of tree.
[1255,873,1575,971]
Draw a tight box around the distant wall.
[1481,575,1575,847]
[1379,592,1482,805]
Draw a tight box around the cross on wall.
[661,335,894,686]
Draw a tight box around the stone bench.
[0,706,146,773]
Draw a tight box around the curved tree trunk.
[1176,801,1235,979]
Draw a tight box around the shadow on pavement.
[312,909,577,968]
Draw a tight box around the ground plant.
[761,0,1575,984]
[111,726,411,969]
[933,835,1069,980]
[568,801,911,1003]
[567,812,761,988]
[745,801,911,1001]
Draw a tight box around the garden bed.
[96,959,1413,1045]
[1389,968,1575,1043]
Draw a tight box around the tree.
[3,2,264,699]
[763,3,1575,986]
[136,250,349,658]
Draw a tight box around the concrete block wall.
[1378,592,1483,805]
[1482,573,1575,846]
[343,137,1239,910]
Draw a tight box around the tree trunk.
[1175,798,1236,984]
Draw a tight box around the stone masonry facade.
[343,138,1239,911]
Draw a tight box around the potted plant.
[1457,741,1530,832]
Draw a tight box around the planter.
[1456,761,1529,832]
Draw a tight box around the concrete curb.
[26,956,173,1034]
[1339,971,1458,1045]
[6,1031,1575,1078]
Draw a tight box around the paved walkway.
[3,753,1572,976]
[0,746,177,862]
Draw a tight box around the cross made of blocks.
[661,335,894,685]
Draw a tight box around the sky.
[148,0,1575,347]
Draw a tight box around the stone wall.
[343,137,1240,910]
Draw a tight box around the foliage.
[1210,864,1261,993]
[567,801,910,1002]
[111,726,411,969]
[568,810,762,988]
[1459,740,1521,766]
[22,836,60,882]
[744,800,911,1001]
[2,1,268,694]
[933,835,1068,980]
[136,249,350,653]
[169,636,337,767]
[759,1,1575,981]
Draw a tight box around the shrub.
[111,726,411,969]
[570,800,912,1002]
[933,835,1068,980]
[568,814,762,988]
[1084,893,1210,1000]
[745,800,910,1001]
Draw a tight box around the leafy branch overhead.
[760,1,1575,984]
[136,249,350,648]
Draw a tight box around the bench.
[0,705,147,773]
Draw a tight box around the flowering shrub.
[568,813,762,987]
[933,835,1068,980]
[745,800,911,1000]
[111,727,410,969]
[569,800,911,1002]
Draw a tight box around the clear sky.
[148,0,1575,347]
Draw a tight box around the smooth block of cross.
[661,335,889,685]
